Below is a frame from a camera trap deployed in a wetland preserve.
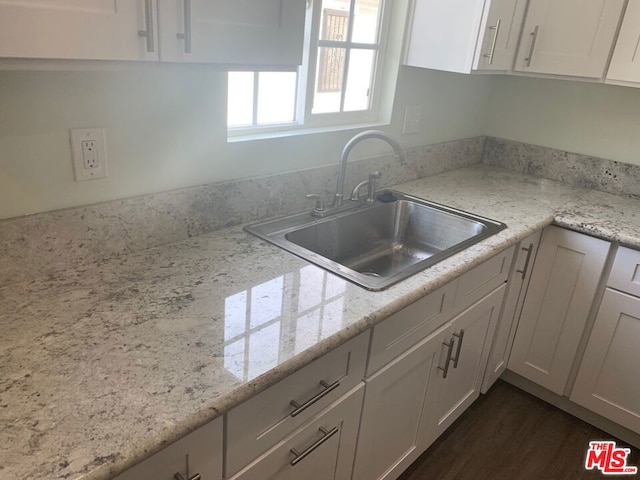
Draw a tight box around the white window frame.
[227,0,395,139]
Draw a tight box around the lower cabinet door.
[352,323,453,480]
[114,416,223,480]
[482,231,541,393]
[229,384,364,480]
[570,289,640,435]
[422,285,505,447]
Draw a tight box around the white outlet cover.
[70,128,108,181]
[402,105,422,135]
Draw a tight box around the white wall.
[485,75,640,165]
[0,66,493,220]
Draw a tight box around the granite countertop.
[2,164,640,480]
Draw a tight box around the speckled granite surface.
[0,137,485,288]
[3,164,640,480]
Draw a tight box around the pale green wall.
[0,66,493,220]
[484,75,640,165]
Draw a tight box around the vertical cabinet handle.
[138,0,155,53]
[451,329,465,369]
[289,379,341,417]
[524,26,539,67]
[438,339,455,379]
[290,426,339,466]
[483,19,501,65]
[176,0,192,54]
[516,243,534,280]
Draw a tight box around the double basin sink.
[246,191,506,290]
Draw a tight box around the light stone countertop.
[2,164,640,480]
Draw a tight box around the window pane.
[352,0,380,44]
[257,72,297,125]
[227,72,254,127]
[320,0,351,41]
[313,47,345,114]
[344,49,375,111]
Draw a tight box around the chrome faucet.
[333,130,404,208]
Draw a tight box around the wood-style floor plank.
[398,380,639,480]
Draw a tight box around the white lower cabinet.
[229,384,365,480]
[508,226,610,394]
[482,231,541,393]
[423,285,505,446]
[114,416,223,480]
[352,323,452,480]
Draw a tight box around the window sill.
[227,120,391,143]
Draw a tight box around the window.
[227,0,390,135]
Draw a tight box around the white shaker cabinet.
[114,416,223,480]
[157,0,305,66]
[571,289,640,435]
[607,0,640,87]
[514,0,625,79]
[0,0,158,61]
[405,0,526,73]
[482,230,541,393]
[508,226,610,395]
[352,323,452,480]
[422,285,504,447]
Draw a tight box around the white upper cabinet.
[158,0,305,66]
[607,0,640,86]
[514,0,625,79]
[0,0,306,65]
[405,0,526,73]
[0,0,158,61]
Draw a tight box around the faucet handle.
[305,194,326,217]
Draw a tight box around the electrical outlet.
[402,105,422,135]
[70,128,107,181]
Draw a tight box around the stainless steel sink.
[245,191,506,290]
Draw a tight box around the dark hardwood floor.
[397,380,639,480]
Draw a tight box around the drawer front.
[114,417,223,480]
[226,331,369,476]
[229,384,365,480]
[367,280,457,376]
[454,246,514,314]
[608,246,640,296]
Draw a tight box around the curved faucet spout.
[333,130,404,208]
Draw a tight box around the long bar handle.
[451,329,465,369]
[290,379,340,417]
[516,242,534,280]
[138,0,155,53]
[438,339,455,379]
[176,0,192,54]
[290,426,339,466]
[483,19,501,65]
[524,26,539,67]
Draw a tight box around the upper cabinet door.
[158,0,306,66]
[0,0,158,61]
[607,0,640,86]
[474,0,527,71]
[514,0,625,79]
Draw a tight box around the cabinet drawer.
[367,280,457,375]
[114,417,223,480]
[229,384,364,480]
[454,246,514,314]
[226,332,369,476]
[608,246,640,297]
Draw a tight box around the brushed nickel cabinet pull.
[290,379,340,417]
[290,426,339,466]
[483,19,501,65]
[451,329,465,368]
[524,26,539,67]
[138,0,155,53]
[176,0,192,54]
[516,242,535,280]
[438,339,455,379]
